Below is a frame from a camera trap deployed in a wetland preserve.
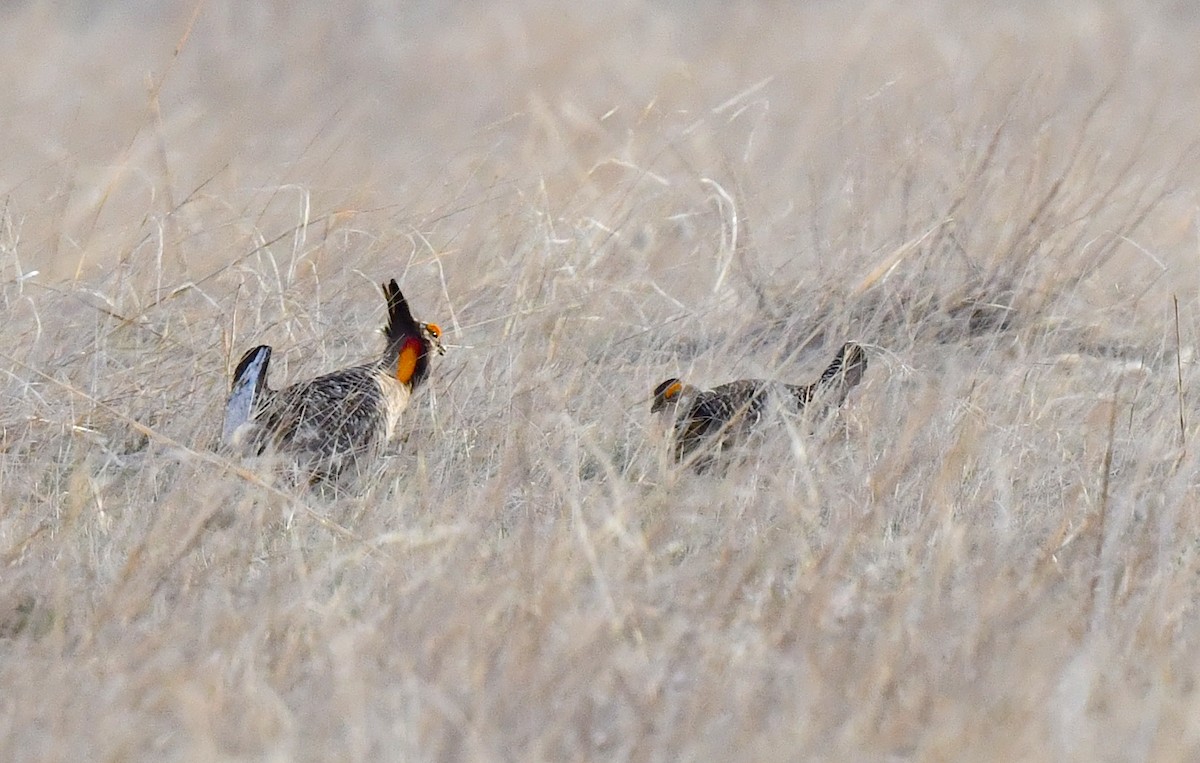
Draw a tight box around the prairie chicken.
[651,341,867,469]
[221,280,444,482]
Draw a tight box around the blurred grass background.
[3,0,1200,759]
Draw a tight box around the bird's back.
[674,379,771,462]
[247,364,406,481]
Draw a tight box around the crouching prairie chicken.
[221,279,444,483]
[651,341,867,470]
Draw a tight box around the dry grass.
[3,0,1200,759]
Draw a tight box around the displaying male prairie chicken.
[651,341,867,469]
[221,279,444,482]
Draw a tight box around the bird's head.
[651,378,687,414]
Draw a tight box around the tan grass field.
[3,0,1200,759]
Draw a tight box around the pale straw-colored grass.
[3,1,1200,759]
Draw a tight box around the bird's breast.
[373,372,413,441]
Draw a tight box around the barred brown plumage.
[651,342,867,470]
[221,279,444,483]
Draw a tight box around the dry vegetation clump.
[5,0,1200,759]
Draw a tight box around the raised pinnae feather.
[381,279,422,348]
[380,279,437,390]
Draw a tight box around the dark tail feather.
[819,342,868,389]
[223,345,272,445]
[800,342,867,409]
